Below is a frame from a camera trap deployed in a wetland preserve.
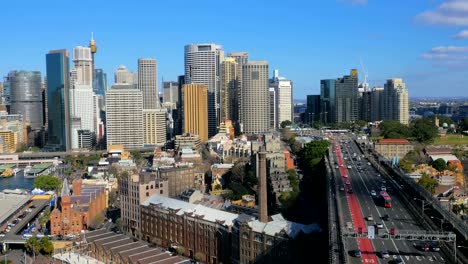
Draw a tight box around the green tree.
[281,120,292,128]
[90,214,105,229]
[399,159,414,173]
[39,237,54,256]
[462,118,468,131]
[418,173,438,194]
[300,140,330,166]
[25,237,41,255]
[0,260,12,264]
[379,120,412,139]
[411,118,438,144]
[432,158,448,172]
[33,175,61,191]
[131,150,142,164]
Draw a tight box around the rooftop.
[377,138,411,145]
[0,192,30,225]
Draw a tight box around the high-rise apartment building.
[46,49,71,150]
[143,109,167,146]
[370,87,384,122]
[360,90,372,122]
[270,70,293,128]
[220,57,238,123]
[184,44,224,138]
[335,69,359,123]
[8,71,43,130]
[320,79,335,124]
[69,84,95,149]
[183,84,208,142]
[138,58,158,109]
[114,65,134,84]
[105,84,143,149]
[383,78,409,124]
[241,61,269,134]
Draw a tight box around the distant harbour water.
[0,171,34,191]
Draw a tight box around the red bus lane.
[335,143,378,264]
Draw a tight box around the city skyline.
[1,0,467,98]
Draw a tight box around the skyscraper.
[383,78,409,124]
[359,90,372,122]
[269,87,276,129]
[183,84,208,142]
[269,70,293,128]
[94,69,107,97]
[241,61,269,134]
[9,71,43,130]
[115,65,134,84]
[71,46,93,86]
[227,52,248,128]
[138,58,158,109]
[106,84,143,149]
[306,95,321,123]
[220,57,238,123]
[320,79,335,124]
[46,49,71,150]
[335,69,359,123]
[184,44,224,137]
[162,81,179,105]
[370,87,384,122]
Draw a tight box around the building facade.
[143,108,167,146]
[46,49,71,150]
[241,61,269,134]
[162,81,179,105]
[220,57,238,124]
[114,65,134,84]
[270,71,293,128]
[383,78,409,125]
[370,87,384,122]
[8,71,43,130]
[118,173,168,237]
[184,43,224,138]
[306,95,320,123]
[269,88,276,129]
[157,164,195,197]
[228,52,248,129]
[183,84,208,142]
[375,138,414,160]
[105,84,143,149]
[93,69,107,97]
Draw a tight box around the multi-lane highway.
[331,135,447,264]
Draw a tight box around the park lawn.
[434,135,468,145]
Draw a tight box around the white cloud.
[452,29,468,39]
[416,0,468,26]
[430,45,468,53]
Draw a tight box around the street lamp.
[414,198,433,215]
[430,216,445,230]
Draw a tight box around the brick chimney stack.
[257,148,268,223]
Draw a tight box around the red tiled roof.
[377,138,410,144]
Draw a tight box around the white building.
[106,84,143,149]
[114,65,134,84]
[383,78,409,125]
[270,70,293,128]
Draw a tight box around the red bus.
[380,191,392,208]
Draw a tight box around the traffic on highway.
[331,134,446,264]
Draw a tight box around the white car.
[343,174,348,178]
[335,166,339,169]
[381,186,386,191]
[0,233,5,237]
[347,165,352,169]
[370,190,376,196]
[376,222,384,228]
[366,215,374,221]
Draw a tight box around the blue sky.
[1,0,468,98]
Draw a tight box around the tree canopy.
[281,120,292,128]
[411,118,439,144]
[379,120,412,139]
[33,175,61,191]
[432,158,448,172]
[418,174,438,194]
[300,140,330,165]
[26,237,53,256]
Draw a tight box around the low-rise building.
[175,133,200,151]
[157,163,195,197]
[375,138,414,160]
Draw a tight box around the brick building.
[156,163,195,197]
[374,138,414,160]
[118,172,168,238]
[50,178,107,236]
